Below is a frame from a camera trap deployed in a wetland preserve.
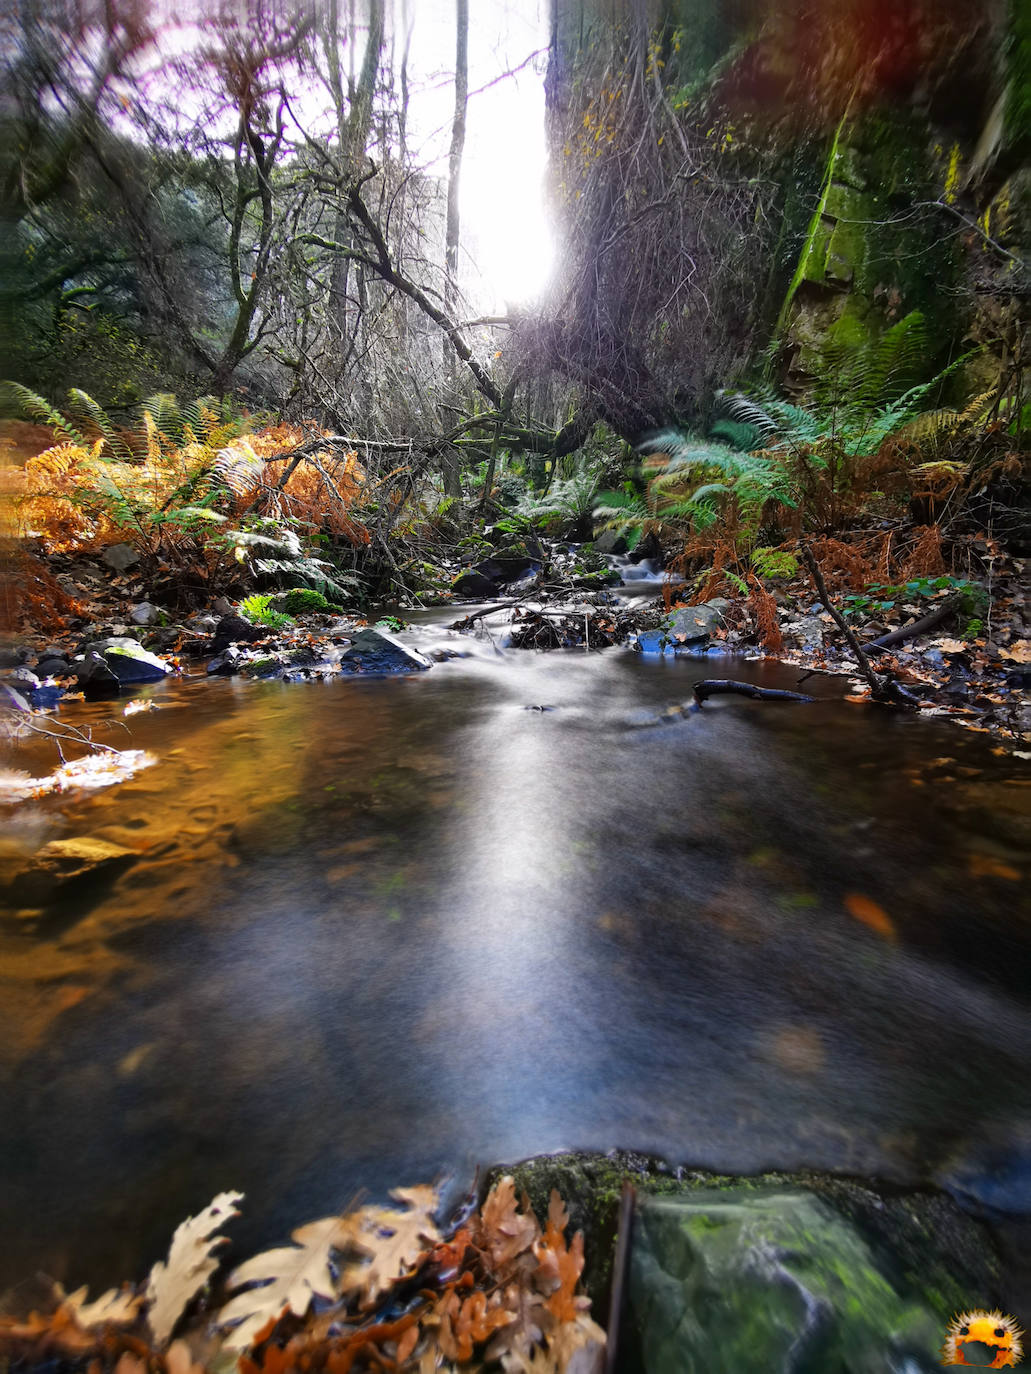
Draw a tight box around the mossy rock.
[487,1152,1004,1342]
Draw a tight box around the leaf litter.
[0,1179,605,1373]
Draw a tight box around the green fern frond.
[0,380,87,446]
[66,388,133,460]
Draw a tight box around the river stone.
[74,650,121,697]
[593,530,629,556]
[667,603,726,643]
[627,1188,944,1373]
[473,555,538,585]
[101,542,140,571]
[99,643,169,684]
[129,601,162,626]
[213,614,266,652]
[339,628,432,674]
[10,836,137,905]
[451,570,499,599]
[36,657,71,678]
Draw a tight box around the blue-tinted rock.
[101,644,169,683]
[339,628,431,674]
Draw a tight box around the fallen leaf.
[219,1213,352,1351]
[340,1185,441,1307]
[967,853,1021,881]
[843,893,896,941]
[999,641,1031,662]
[935,639,968,654]
[147,1191,243,1345]
[476,1176,539,1270]
[62,1284,142,1329]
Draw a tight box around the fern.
[66,388,132,460]
[0,381,88,447]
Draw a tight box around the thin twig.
[799,544,888,701]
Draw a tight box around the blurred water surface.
[1,624,1029,1290]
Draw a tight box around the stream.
[2,607,1030,1297]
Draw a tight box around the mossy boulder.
[491,1152,1006,1371]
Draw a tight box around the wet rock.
[9,835,138,906]
[450,570,499,599]
[129,601,162,626]
[6,667,41,692]
[668,603,726,643]
[28,685,66,709]
[0,682,31,711]
[628,1188,942,1372]
[0,645,31,668]
[339,628,432,674]
[592,530,628,556]
[628,530,663,565]
[101,542,140,571]
[98,643,169,685]
[206,646,241,676]
[74,650,121,697]
[473,555,538,585]
[497,1153,1004,1363]
[35,657,71,678]
[186,612,219,634]
[213,614,266,652]
[239,656,285,680]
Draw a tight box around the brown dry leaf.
[485,1280,552,1367]
[147,1190,244,1346]
[165,1338,207,1374]
[967,853,1021,881]
[1000,641,1031,662]
[62,1284,142,1330]
[843,893,897,941]
[935,639,968,654]
[219,1212,358,1351]
[340,1185,440,1307]
[547,1313,607,1374]
[477,1177,539,1270]
[113,1354,147,1374]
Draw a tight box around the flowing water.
[2,612,1030,1294]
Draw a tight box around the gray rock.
[340,628,432,674]
[792,614,826,650]
[0,645,31,668]
[667,602,726,643]
[129,601,162,626]
[207,647,241,676]
[186,613,219,633]
[5,667,41,692]
[36,658,71,679]
[101,542,140,571]
[213,614,266,652]
[592,530,629,556]
[9,835,138,905]
[0,683,31,712]
[473,555,538,585]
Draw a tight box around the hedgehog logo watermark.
[942,1310,1023,1367]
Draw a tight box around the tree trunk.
[441,0,469,498]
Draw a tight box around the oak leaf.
[477,1177,539,1270]
[218,1213,358,1351]
[61,1284,142,1330]
[146,1191,243,1346]
[339,1185,441,1307]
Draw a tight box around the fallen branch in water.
[692,680,815,706]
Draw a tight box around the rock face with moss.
[495,1153,1007,1372]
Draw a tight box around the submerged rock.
[339,628,432,674]
[8,835,138,906]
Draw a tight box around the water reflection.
[1,638,1029,1289]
